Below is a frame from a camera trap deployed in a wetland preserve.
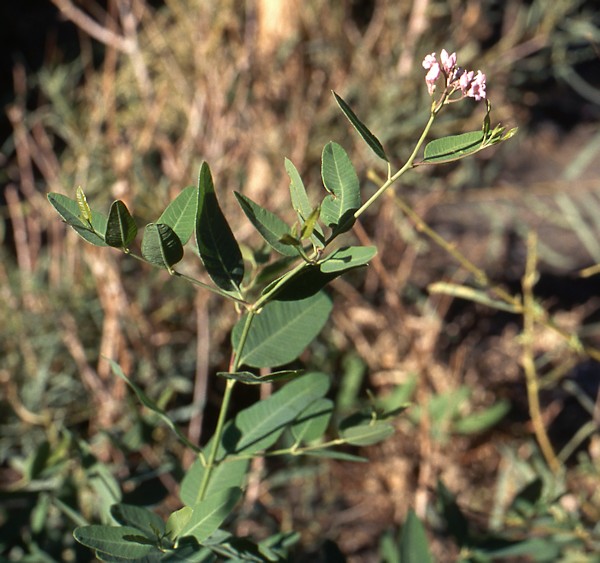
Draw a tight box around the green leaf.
[110,504,165,538]
[291,398,333,443]
[217,369,303,384]
[339,421,395,446]
[422,131,485,164]
[320,142,360,231]
[161,537,214,562]
[47,192,107,246]
[196,163,244,291]
[333,91,388,161]
[105,200,138,248]
[222,371,331,456]
[165,507,193,540]
[453,400,510,434]
[398,510,433,563]
[436,480,469,547]
[234,192,297,256]
[180,459,249,507]
[231,292,333,368]
[303,450,367,462]
[76,186,93,222]
[73,525,158,559]
[320,246,376,273]
[108,360,201,453]
[180,488,242,543]
[158,185,197,244]
[141,223,184,269]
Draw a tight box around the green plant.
[47,49,514,560]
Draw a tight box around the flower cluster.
[422,49,486,101]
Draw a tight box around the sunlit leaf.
[216,369,303,384]
[291,398,333,443]
[333,91,388,161]
[73,525,157,559]
[158,185,197,244]
[339,421,395,446]
[319,245,376,273]
[422,131,485,164]
[105,200,137,248]
[196,163,244,291]
[165,507,193,540]
[231,292,333,368]
[47,192,107,246]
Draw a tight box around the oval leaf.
[47,192,107,246]
[333,91,388,161]
[105,200,137,248]
[399,510,434,563]
[73,525,157,559]
[217,369,303,384]
[110,504,165,538]
[158,185,197,244]
[320,246,376,273]
[234,192,297,256]
[231,291,333,368]
[196,163,244,291]
[340,421,395,446]
[423,131,485,164]
[165,507,193,540]
[320,142,360,231]
[141,223,184,269]
[291,398,333,443]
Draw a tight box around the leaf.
[222,371,331,456]
[165,507,193,540]
[195,163,244,291]
[436,480,469,547]
[108,359,201,453]
[319,245,376,273]
[73,525,158,559]
[303,450,367,462]
[333,91,388,161]
[453,400,510,434]
[234,192,297,256]
[339,421,395,446]
[47,192,107,246]
[398,510,433,563]
[180,458,249,507]
[141,223,184,269]
[231,292,333,368]
[291,398,333,443]
[320,142,360,231]
[158,185,197,244]
[76,186,93,222]
[110,504,165,538]
[105,200,138,248]
[180,487,242,543]
[428,282,520,313]
[217,369,303,384]
[422,131,485,164]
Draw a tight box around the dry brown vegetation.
[2,0,600,560]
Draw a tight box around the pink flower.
[425,63,441,94]
[466,70,486,101]
[422,53,437,70]
[459,70,474,94]
[440,49,457,75]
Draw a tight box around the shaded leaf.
[105,200,137,248]
[158,185,197,244]
[291,398,333,443]
[111,504,165,538]
[303,450,367,462]
[422,131,485,164]
[141,223,184,269]
[234,192,297,256]
[165,507,193,540]
[398,510,433,563]
[333,91,388,161]
[48,192,107,246]
[217,369,303,385]
[196,163,244,291]
[286,158,324,245]
[231,292,333,368]
[453,400,510,434]
[339,421,395,446]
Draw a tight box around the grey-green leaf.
[180,487,242,543]
[320,142,360,231]
[398,510,433,563]
[422,131,485,164]
[105,200,137,248]
[73,525,158,559]
[234,192,297,256]
[141,223,184,269]
[195,163,244,291]
[291,398,333,443]
[111,504,165,538]
[340,421,395,446]
[47,192,107,246]
[158,185,197,244]
[165,507,193,540]
[286,158,324,244]
[320,246,376,273]
[217,369,303,385]
[231,291,333,368]
[333,91,388,161]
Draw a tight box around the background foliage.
[2,0,600,560]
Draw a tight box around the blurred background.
[2,0,600,560]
